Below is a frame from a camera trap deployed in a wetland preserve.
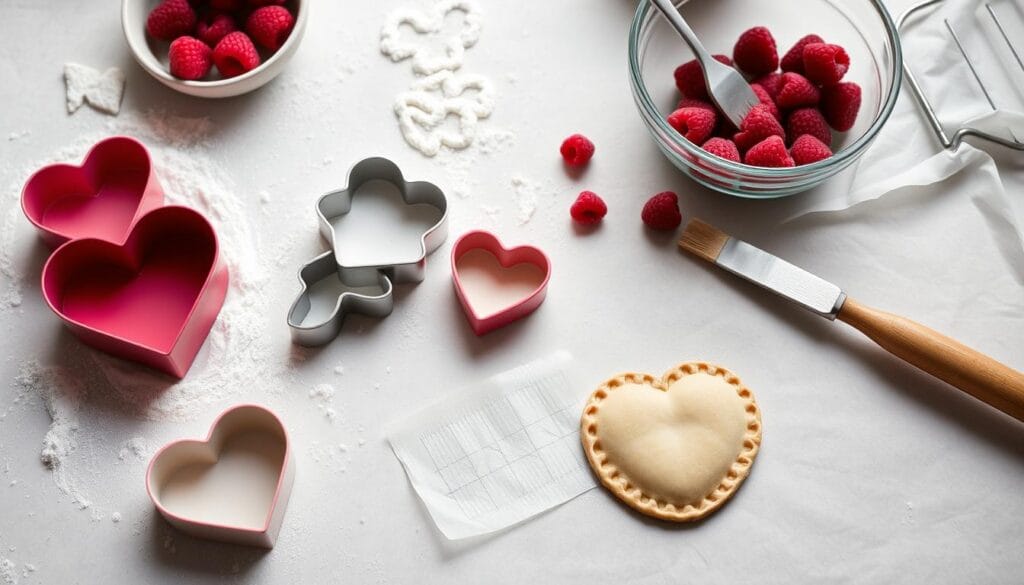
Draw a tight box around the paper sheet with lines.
[388,352,596,539]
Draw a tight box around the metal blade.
[716,237,846,320]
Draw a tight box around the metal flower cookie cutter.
[287,157,448,346]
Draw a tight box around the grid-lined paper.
[388,352,596,539]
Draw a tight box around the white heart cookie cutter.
[146,404,295,548]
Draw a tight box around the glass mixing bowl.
[629,0,903,198]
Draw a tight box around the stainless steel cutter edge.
[316,156,449,286]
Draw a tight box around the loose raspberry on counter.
[212,31,261,77]
[750,83,780,120]
[790,134,833,165]
[560,134,595,166]
[733,104,785,152]
[752,72,782,100]
[733,27,778,76]
[785,108,832,147]
[641,191,682,231]
[701,137,741,163]
[667,107,717,145]
[246,5,295,50]
[803,43,850,87]
[146,0,197,41]
[776,72,821,110]
[781,34,824,73]
[673,54,732,100]
[744,136,795,167]
[196,13,237,47]
[822,82,862,131]
[168,36,212,80]
[570,191,608,225]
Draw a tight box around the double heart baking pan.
[21,136,228,378]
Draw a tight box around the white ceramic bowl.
[122,0,308,98]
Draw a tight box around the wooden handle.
[837,297,1024,422]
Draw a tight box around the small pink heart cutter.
[146,404,295,549]
[24,136,228,378]
[451,230,551,336]
[22,136,164,248]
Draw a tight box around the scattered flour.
[63,64,125,116]
[309,384,337,422]
[117,438,152,463]
[379,0,482,75]
[111,512,121,523]
[0,559,16,585]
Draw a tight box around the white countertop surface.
[1,0,1022,583]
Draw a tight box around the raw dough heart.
[580,362,761,522]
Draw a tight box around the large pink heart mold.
[41,206,228,378]
[147,404,295,549]
[22,136,164,247]
[451,230,551,336]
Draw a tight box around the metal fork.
[650,0,759,128]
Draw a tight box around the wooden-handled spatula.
[679,218,1024,422]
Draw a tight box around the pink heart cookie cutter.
[450,230,551,336]
[22,136,228,378]
[146,404,295,549]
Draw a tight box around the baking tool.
[22,137,229,379]
[679,218,1024,422]
[388,351,595,540]
[649,0,758,128]
[287,250,395,346]
[899,0,1024,152]
[121,0,308,98]
[450,230,550,336]
[629,0,903,197]
[41,206,229,378]
[21,136,163,247]
[146,404,294,549]
[317,157,448,286]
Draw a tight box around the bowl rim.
[628,0,904,179]
[121,0,308,89]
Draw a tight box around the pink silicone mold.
[22,136,228,378]
[451,230,551,336]
[146,404,295,549]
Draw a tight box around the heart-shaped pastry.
[21,136,163,247]
[394,71,495,157]
[147,404,294,548]
[581,362,761,522]
[41,206,228,378]
[451,230,551,335]
[380,0,483,75]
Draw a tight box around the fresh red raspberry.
[750,83,780,120]
[246,5,295,50]
[733,27,778,76]
[196,13,237,47]
[701,137,741,162]
[560,134,595,166]
[676,97,716,114]
[667,107,717,145]
[248,0,286,5]
[785,108,832,147]
[210,0,244,11]
[744,136,795,168]
[673,54,732,100]
[168,36,212,80]
[790,134,833,165]
[146,0,197,41]
[803,43,850,87]
[212,31,261,77]
[641,191,682,231]
[781,34,824,73]
[570,191,607,224]
[822,82,862,131]
[733,104,785,152]
[752,72,782,100]
[776,72,821,110]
